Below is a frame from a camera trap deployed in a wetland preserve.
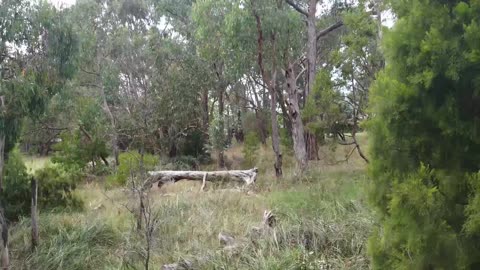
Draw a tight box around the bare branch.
[285,0,308,16]
[316,21,344,41]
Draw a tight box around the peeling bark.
[285,62,308,172]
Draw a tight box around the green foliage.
[242,131,260,167]
[1,150,83,221]
[181,129,206,157]
[35,166,84,212]
[0,149,31,221]
[208,114,226,152]
[106,151,159,187]
[52,129,108,172]
[280,127,293,149]
[0,0,79,156]
[51,98,109,171]
[303,69,347,141]
[367,0,480,268]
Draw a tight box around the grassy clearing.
[10,143,372,269]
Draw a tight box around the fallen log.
[143,168,258,190]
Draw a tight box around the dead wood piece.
[161,260,193,270]
[144,168,258,191]
[218,232,236,247]
[263,210,276,228]
[162,255,211,270]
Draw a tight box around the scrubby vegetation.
[8,145,372,269]
[2,0,479,269]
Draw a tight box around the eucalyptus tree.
[0,0,78,190]
[192,0,238,168]
[284,0,344,161]
[0,1,78,267]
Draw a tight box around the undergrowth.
[10,143,372,269]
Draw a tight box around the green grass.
[9,142,373,269]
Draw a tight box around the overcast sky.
[49,0,76,9]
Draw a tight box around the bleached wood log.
[143,168,258,190]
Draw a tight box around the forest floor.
[11,138,372,269]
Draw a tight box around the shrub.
[1,150,83,221]
[52,129,109,172]
[242,131,260,167]
[367,1,480,268]
[1,149,31,221]
[106,151,159,187]
[35,166,84,211]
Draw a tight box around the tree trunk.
[285,62,308,172]
[252,7,282,177]
[0,135,4,193]
[269,86,283,177]
[100,86,119,166]
[0,218,8,270]
[31,178,39,250]
[306,0,317,98]
[305,132,319,160]
[255,110,267,145]
[217,86,225,169]
[144,168,258,190]
[234,110,244,143]
[202,88,209,131]
[304,0,319,161]
[250,79,267,144]
[277,86,293,138]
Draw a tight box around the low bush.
[106,151,159,187]
[242,131,260,168]
[0,149,83,221]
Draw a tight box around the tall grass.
[9,142,372,269]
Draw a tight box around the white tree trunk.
[143,168,258,190]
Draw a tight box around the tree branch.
[285,0,308,16]
[316,21,344,41]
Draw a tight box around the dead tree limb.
[144,168,258,191]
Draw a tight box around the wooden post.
[31,178,39,250]
[0,217,8,270]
